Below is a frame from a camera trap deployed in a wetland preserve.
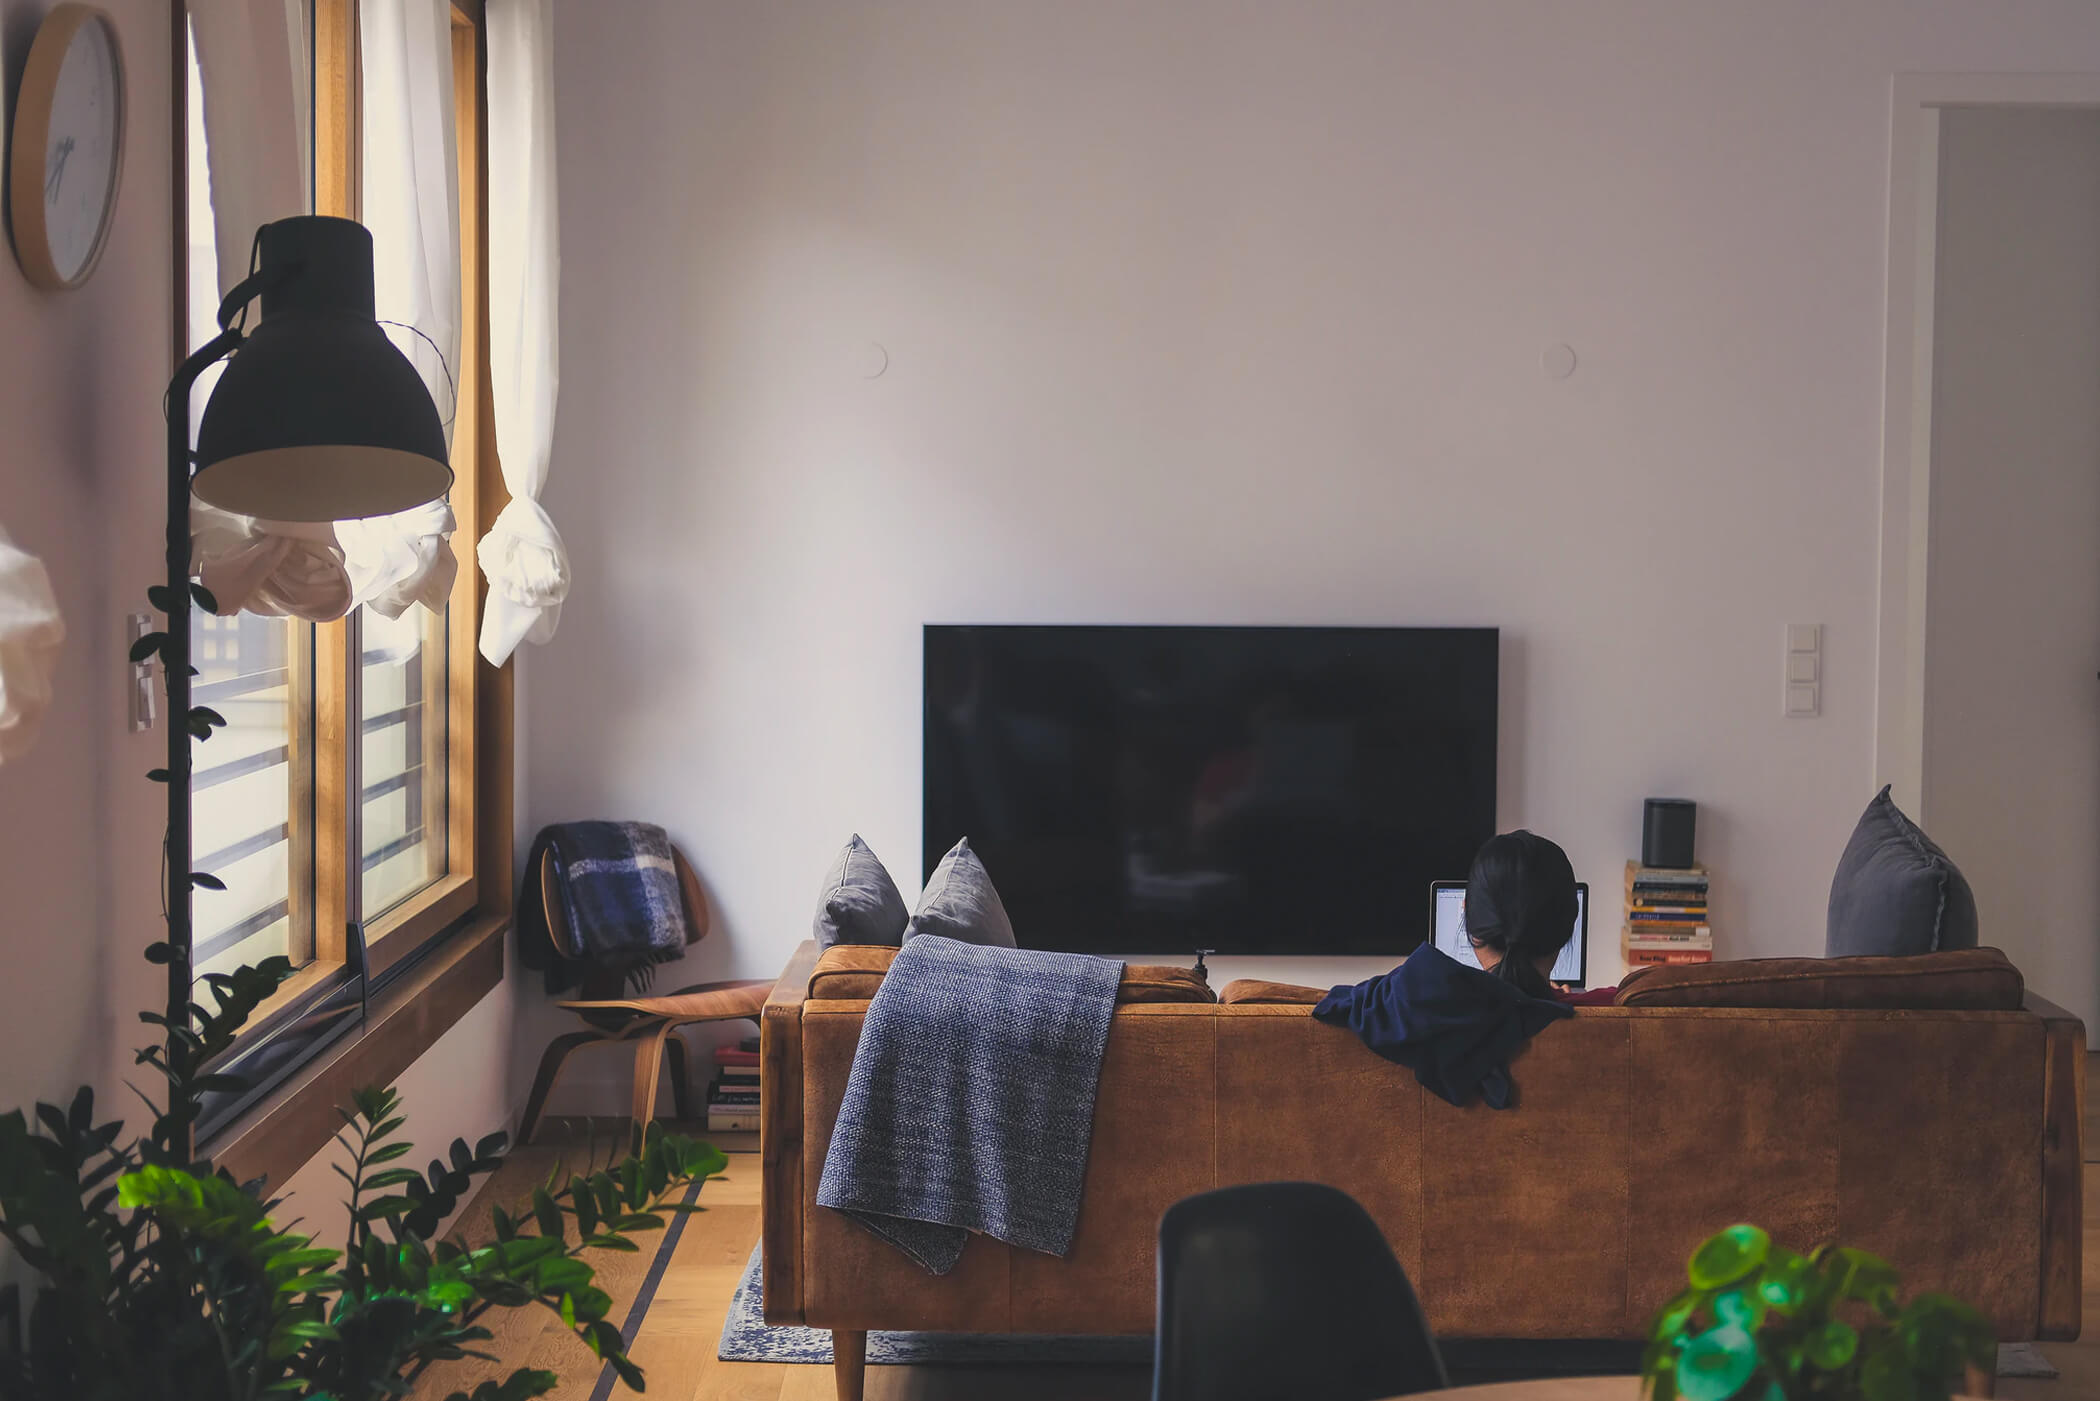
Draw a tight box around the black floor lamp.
[154,215,451,1163]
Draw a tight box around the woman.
[1462,830,1618,1007]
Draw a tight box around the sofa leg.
[833,1329,867,1401]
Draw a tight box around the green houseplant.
[1643,1224,1996,1401]
[0,590,727,1400]
[0,954,726,1401]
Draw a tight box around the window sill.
[206,912,508,1190]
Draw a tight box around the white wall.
[0,0,519,1220]
[0,0,178,1130]
[1923,107,2100,1026]
[526,0,2100,1043]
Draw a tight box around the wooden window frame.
[176,0,515,1185]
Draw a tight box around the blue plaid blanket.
[519,821,689,994]
[815,935,1123,1274]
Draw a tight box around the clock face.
[41,15,122,284]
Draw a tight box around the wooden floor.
[419,1065,2100,1401]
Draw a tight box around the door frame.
[1874,72,2100,822]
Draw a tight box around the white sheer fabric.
[190,504,352,622]
[478,0,567,665]
[188,1,329,609]
[0,525,64,765]
[337,500,458,618]
[353,0,461,617]
[187,0,309,300]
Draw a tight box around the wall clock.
[8,4,125,291]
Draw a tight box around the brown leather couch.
[761,943,2082,1401]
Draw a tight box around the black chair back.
[1153,1181,1449,1401]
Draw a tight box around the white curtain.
[0,524,64,765]
[189,0,339,619]
[190,504,354,622]
[352,0,461,619]
[478,0,567,666]
[187,0,309,300]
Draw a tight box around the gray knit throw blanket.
[815,935,1124,1274]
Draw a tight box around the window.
[181,0,497,1138]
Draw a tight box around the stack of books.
[707,1037,761,1132]
[1623,860,1713,967]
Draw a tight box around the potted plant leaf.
[0,606,728,1400]
[0,964,726,1401]
[1643,1223,1998,1401]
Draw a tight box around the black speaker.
[1642,799,1697,869]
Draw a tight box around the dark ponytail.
[1462,830,1579,1000]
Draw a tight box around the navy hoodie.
[1313,945,1573,1109]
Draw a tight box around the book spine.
[1623,947,1714,966]
[708,1115,762,1132]
[1625,867,1709,886]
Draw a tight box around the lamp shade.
[191,216,452,522]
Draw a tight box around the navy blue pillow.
[1826,787,1979,957]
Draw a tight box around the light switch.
[1785,623,1822,718]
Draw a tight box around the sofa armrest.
[2026,991,2085,1340]
[761,940,821,1325]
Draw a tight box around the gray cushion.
[904,837,1017,948]
[813,834,909,949]
[1826,786,1979,957]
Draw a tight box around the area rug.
[1996,1341,2060,1379]
[717,1245,2060,1381]
[716,1244,1149,1364]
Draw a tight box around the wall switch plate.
[1785,624,1822,717]
[127,613,157,733]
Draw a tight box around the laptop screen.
[1431,883,1587,987]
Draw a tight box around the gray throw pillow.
[812,835,909,949]
[904,837,1018,948]
[1826,786,1979,957]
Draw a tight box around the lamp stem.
[163,327,242,1166]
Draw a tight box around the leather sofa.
[760,942,2082,1401]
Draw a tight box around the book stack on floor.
[708,1036,761,1132]
[1623,860,1713,967]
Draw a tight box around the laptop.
[1429,880,1589,989]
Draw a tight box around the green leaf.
[1713,1289,1761,1330]
[1805,1319,1859,1370]
[129,631,168,663]
[1861,1342,1920,1401]
[532,1186,564,1242]
[1676,1325,1761,1401]
[1688,1225,1771,1291]
[190,581,219,612]
[189,871,227,892]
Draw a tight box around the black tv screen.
[923,625,1498,956]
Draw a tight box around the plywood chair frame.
[518,842,770,1148]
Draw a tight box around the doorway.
[1877,80,2100,1029]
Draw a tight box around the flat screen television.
[923,625,1498,956]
